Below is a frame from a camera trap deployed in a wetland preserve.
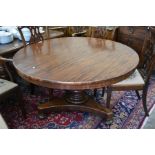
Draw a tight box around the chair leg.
[135,90,141,100]
[142,89,149,116]
[49,88,53,100]
[106,87,112,109]
[94,89,97,97]
[102,88,105,97]
[17,87,26,118]
[30,83,35,95]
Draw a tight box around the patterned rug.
[1,78,155,129]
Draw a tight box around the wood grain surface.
[13,37,139,90]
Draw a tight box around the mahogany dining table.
[13,37,139,119]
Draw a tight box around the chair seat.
[113,69,145,87]
[0,78,18,95]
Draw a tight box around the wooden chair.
[115,26,149,68]
[17,26,46,94]
[17,26,44,47]
[0,56,26,118]
[90,27,118,97]
[104,27,155,116]
[70,26,118,40]
[68,26,118,97]
[18,26,54,110]
[44,26,67,39]
[0,57,14,81]
[90,26,118,40]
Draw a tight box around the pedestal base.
[38,96,113,119]
[65,90,88,104]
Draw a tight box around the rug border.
[140,104,155,129]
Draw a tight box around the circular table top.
[13,37,139,90]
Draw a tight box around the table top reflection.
[13,37,139,90]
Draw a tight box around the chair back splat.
[17,26,44,47]
[140,26,155,83]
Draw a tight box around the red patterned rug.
[1,78,155,129]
